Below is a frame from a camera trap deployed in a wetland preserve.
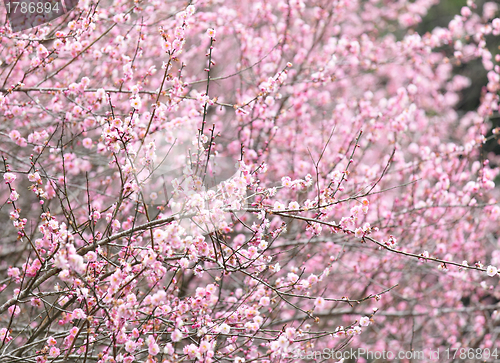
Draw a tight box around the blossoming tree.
[1,0,500,362]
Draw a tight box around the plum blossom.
[487,265,498,277]
[359,316,371,327]
[315,297,326,310]
[183,344,200,359]
[82,138,93,149]
[273,202,285,211]
[130,97,142,109]
[218,323,231,334]
[147,336,160,356]
[207,28,216,38]
[9,190,19,201]
[48,347,60,358]
[171,329,183,342]
[3,173,16,184]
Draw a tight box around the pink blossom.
[48,347,60,358]
[164,343,174,355]
[487,265,498,277]
[199,340,212,353]
[72,308,87,319]
[28,172,42,184]
[0,328,11,342]
[207,28,216,38]
[8,305,20,316]
[461,7,472,18]
[47,336,57,346]
[218,323,230,334]
[314,297,326,310]
[360,316,371,327]
[273,202,285,211]
[9,190,19,201]
[3,173,16,184]
[9,130,21,141]
[259,296,270,307]
[82,138,93,149]
[171,329,183,342]
[147,336,160,356]
[183,344,200,359]
[130,97,142,109]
